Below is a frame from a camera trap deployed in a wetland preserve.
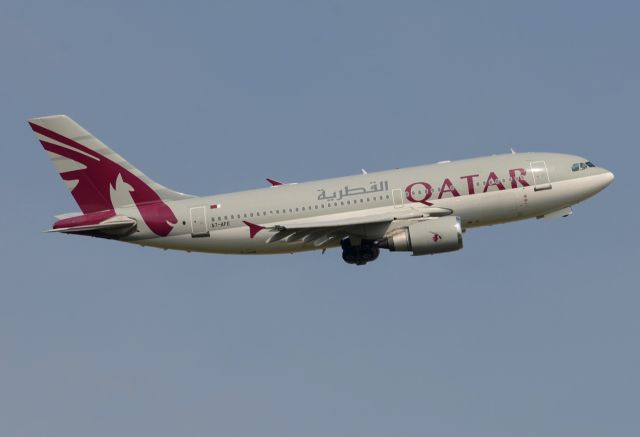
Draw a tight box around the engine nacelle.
[378,216,463,255]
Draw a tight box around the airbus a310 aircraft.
[29,115,614,265]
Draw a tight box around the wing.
[247,206,453,247]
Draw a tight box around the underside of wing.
[254,206,452,247]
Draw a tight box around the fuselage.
[31,116,615,265]
[121,152,614,254]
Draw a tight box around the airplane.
[29,115,614,265]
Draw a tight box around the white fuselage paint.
[123,152,614,254]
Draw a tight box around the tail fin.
[28,115,192,213]
[29,115,192,237]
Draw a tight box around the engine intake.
[378,216,463,255]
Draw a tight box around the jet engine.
[377,216,463,255]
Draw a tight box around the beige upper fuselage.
[125,152,614,254]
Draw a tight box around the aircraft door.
[189,206,209,237]
[530,161,552,191]
[392,189,403,208]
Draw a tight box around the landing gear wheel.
[341,243,380,266]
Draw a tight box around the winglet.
[266,178,284,186]
[243,221,265,238]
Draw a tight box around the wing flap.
[272,207,451,231]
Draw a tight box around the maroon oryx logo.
[431,232,442,242]
[30,122,177,237]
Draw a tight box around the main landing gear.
[341,237,379,266]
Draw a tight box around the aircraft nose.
[595,168,615,190]
[602,169,615,186]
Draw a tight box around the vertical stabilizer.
[28,115,192,236]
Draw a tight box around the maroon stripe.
[29,122,101,160]
[266,178,283,186]
[243,221,265,239]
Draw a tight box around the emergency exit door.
[530,161,552,191]
[392,189,403,208]
[190,206,208,237]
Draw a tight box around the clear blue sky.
[2,1,639,436]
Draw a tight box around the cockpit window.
[572,161,596,172]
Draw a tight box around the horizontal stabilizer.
[266,178,298,187]
[47,215,137,235]
[266,178,284,186]
[54,211,84,220]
